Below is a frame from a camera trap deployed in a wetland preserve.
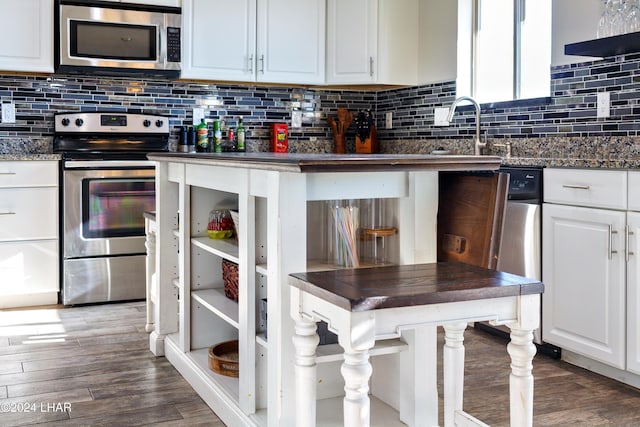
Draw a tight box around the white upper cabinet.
[326,0,418,85]
[0,0,53,73]
[256,0,325,84]
[182,0,325,84]
[182,0,257,81]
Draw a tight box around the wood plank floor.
[2,301,640,426]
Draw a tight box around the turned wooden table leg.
[507,327,537,427]
[292,316,320,427]
[443,321,467,427]
[341,348,373,427]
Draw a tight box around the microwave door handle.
[159,29,166,64]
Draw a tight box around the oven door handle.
[64,160,155,169]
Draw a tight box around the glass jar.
[208,209,234,239]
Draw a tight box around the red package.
[270,123,288,153]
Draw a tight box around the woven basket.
[208,340,239,377]
[222,259,239,302]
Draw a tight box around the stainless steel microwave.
[55,0,181,79]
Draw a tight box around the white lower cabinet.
[627,211,640,375]
[542,203,626,368]
[0,161,58,308]
[543,168,640,381]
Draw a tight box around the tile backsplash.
[2,52,640,157]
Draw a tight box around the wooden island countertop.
[147,152,502,173]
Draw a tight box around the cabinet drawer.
[544,168,627,209]
[0,187,58,240]
[0,161,58,188]
[0,239,58,296]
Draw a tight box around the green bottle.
[213,120,223,153]
[236,116,246,152]
[195,118,209,152]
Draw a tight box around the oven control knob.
[61,118,70,126]
[155,120,164,128]
[75,118,83,127]
[143,119,151,127]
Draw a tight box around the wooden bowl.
[208,340,239,377]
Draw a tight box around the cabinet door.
[326,0,418,85]
[326,0,377,84]
[0,240,58,297]
[256,0,325,84]
[181,0,257,81]
[627,211,640,374]
[0,0,53,73]
[542,203,626,369]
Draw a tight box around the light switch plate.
[292,110,302,128]
[192,107,205,125]
[2,103,15,124]
[434,107,450,126]
[597,92,610,118]
[385,112,393,129]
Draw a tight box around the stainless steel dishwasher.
[496,166,542,283]
[475,166,558,356]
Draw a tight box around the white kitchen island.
[147,152,502,427]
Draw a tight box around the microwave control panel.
[167,27,181,62]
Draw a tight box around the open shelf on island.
[192,289,239,329]
[256,333,268,348]
[306,259,394,273]
[315,338,407,363]
[316,395,405,426]
[192,236,239,263]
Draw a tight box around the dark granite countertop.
[0,154,61,161]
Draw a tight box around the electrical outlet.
[2,103,15,124]
[192,107,205,124]
[434,107,450,126]
[597,92,610,118]
[385,112,393,129]
[292,110,302,128]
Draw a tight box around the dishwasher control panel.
[499,166,543,202]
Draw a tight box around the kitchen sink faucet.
[447,96,486,156]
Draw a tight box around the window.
[457,0,552,103]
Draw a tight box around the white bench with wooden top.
[289,262,543,427]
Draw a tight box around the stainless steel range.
[54,112,169,305]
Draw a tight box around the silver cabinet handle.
[259,54,265,74]
[0,172,16,175]
[562,184,590,190]
[609,225,618,260]
[0,211,16,215]
[248,54,254,74]
[369,56,374,77]
[628,225,635,262]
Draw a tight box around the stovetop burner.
[53,112,171,159]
